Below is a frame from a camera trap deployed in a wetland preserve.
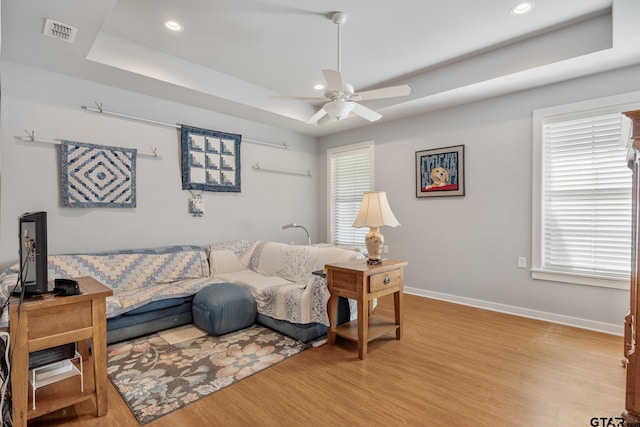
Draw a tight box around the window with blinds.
[541,113,632,281]
[328,142,374,247]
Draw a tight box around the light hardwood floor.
[30,294,625,426]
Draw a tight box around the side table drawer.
[369,268,402,293]
[28,300,92,340]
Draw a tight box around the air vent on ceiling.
[42,18,78,43]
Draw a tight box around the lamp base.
[365,227,384,265]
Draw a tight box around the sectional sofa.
[0,241,363,343]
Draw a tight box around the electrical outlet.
[517,257,527,268]
[383,245,389,254]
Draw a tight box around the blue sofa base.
[256,297,351,342]
[107,298,193,344]
[107,294,351,345]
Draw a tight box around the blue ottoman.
[192,283,257,336]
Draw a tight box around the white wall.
[0,62,319,269]
[4,60,639,334]
[318,64,640,334]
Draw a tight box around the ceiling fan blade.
[305,108,327,125]
[270,95,327,101]
[351,102,382,122]
[322,69,344,93]
[353,84,411,101]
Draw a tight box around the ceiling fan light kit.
[324,99,355,120]
[274,12,411,125]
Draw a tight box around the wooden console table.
[9,276,112,426]
[326,259,407,360]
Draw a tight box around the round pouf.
[192,283,257,336]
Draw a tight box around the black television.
[18,211,50,295]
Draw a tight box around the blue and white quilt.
[61,140,137,208]
[0,246,217,327]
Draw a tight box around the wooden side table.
[9,276,113,426]
[326,259,407,360]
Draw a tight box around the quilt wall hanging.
[180,125,241,192]
[60,140,137,208]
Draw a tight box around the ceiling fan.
[273,12,411,125]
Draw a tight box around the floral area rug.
[107,324,309,425]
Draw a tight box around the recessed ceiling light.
[511,2,535,15]
[313,84,325,90]
[164,20,183,32]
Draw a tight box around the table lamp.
[352,191,400,265]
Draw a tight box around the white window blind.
[329,143,373,247]
[542,113,632,280]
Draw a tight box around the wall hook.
[24,130,35,141]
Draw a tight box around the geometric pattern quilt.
[61,140,136,208]
[180,125,241,193]
[0,245,212,322]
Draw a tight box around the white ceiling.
[2,0,639,137]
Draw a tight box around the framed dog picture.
[415,145,465,198]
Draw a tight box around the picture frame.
[181,125,241,192]
[415,145,465,198]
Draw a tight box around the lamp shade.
[324,100,355,120]
[352,191,400,228]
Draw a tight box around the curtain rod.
[81,104,292,150]
[252,162,311,177]
[16,131,160,158]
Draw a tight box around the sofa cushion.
[214,270,293,290]
[209,249,247,275]
[249,242,289,277]
[205,240,256,276]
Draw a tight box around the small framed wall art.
[181,125,241,192]
[415,145,465,198]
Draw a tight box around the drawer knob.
[383,276,390,285]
